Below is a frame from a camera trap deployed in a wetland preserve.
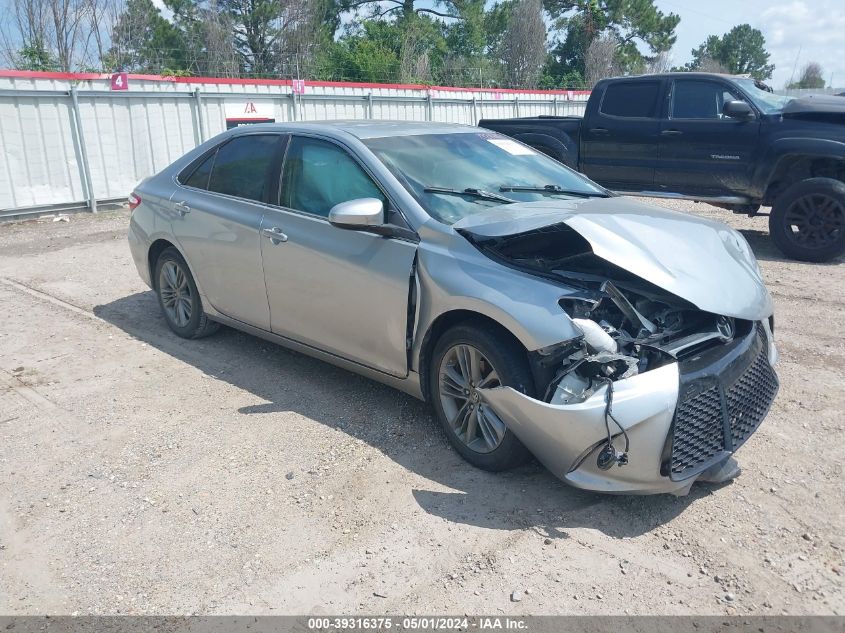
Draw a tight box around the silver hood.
[453,197,772,321]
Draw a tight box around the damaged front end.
[459,215,779,494]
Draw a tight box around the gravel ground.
[0,200,842,616]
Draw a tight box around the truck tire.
[769,178,845,262]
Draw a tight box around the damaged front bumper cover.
[479,323,779,495]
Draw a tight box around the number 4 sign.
[110,72,128,91]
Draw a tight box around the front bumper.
[480,322,779,495]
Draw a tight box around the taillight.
[128,192,141,212]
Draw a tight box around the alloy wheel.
[784,193,845,250]
[159,260,193,327]
[438,343,508,454]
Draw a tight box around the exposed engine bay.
[462,221,748,466]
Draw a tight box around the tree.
[583,32,618,85]
[109,0,188,72]
[498,0,546,88]
[687,24,773,80]
[544,0,679,82]
[788,62,825,90]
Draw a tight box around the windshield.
[734,78,792,114]
[363,132,606,225]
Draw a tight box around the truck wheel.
[769,178,845,262]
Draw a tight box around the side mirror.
[328,198,384,229]
[723,100,754,119]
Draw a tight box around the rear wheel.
[769,178,845,262]
[429,323,533,471]
[154,247,219,339]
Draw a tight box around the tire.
[769,177,845,262]
[154,247,220,339]
[429,323,533,472]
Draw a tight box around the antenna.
[788,45,801,88]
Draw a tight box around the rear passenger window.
[207,135,279,202]
[182,153,215,190]
[600,82,661,118]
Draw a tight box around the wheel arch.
[147,238,178,288]
[417,309,530,403]
[759,144,845,205]
[146,238,212,309]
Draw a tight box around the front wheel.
[429,323,533,472]
[769,178,845,262]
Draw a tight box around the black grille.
[726,345,779,446]
[670,386,725,476]
[668,324,778,479]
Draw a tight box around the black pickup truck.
[480,72,845,262]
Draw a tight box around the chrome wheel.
[158,260,193,327]
[438,343,507,454]
[784,193,845,250]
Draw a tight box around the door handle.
[660,129,683,136]
[261,227,288,243]
[589,127,609,135]
[174,201,191,216]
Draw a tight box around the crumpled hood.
[782,94,845,117]
[453,197,773,320]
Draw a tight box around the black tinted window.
[600,81,660,118]
[672,80,739,119]
[183,153,215,189]
[281,137,385,217]
[207,135,279,202]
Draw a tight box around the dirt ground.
[0,200,842,616]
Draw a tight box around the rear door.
[170,133,285,330]
[580,79,664,190]
[259,134,418,377]
[656,78,761,196]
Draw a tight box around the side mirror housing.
[328,198,385,229]
[723,100,754,119]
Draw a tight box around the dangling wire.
[595,376,630,455]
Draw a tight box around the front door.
[260,135,417,378]
[169,133,285,330]
[656,78,761,196]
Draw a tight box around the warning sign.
[224,101,275,129]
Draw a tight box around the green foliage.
[686,24,774,80]
[16,43,57,71]
[543,0,678,86]
[109,0,189,73]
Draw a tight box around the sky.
[654,0,845,88]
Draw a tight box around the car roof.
[229,120,480,140]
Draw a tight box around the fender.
[411,237,583,375]
[752,137,845,198]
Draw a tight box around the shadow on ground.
[94,291,727,541]
[739,227,845,265]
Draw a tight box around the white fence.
[0,71,590,217]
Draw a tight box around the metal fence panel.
[0,72,589,216]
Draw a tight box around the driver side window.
[672,80,744,120]
[280,136,386,217]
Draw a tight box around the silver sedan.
[128,121,778,495]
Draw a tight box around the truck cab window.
[672,80,742,119]
[599,81,661,118]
